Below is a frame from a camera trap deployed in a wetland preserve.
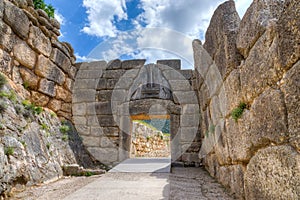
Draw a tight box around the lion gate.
[72,59,201,168]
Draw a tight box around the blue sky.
[46,0,252,69]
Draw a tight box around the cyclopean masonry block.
[0,0,77,120]
[195,0,300,199]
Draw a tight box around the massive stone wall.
[194,0,300,199]
[73,60,201,167]
[0,0,77,120]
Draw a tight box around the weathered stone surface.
[48,99,62,112]
[36,55,65,85]
[72,103,86,116]
[203,0,241,78]
[28,26,52,57]
[97,90,112,101]
[100,137,117,148]
[204,63,223,98]
[237,0,285,58]
[103,69,125,79]
[157,59,181,70]
[0,83,78,196]
[219,69,241,116]
[38,78,56,97]
[95,102,112,115]
[50,48,72,76]
[0,20,15,52]
[97,115,117,127]
[245,145,300,200]
[0,0,3,19]
[87,147,118,164]
[217,165,245,199]
[0,48,12,77]
[76,69,102,79]
[121,59,145,69]
[13,42,36,69]
[61,103,72,112]
[82,136,100,147]
[74,79,97,89]
[73,89,95,103]
[31,91,50,106]
[107,59,121,70]
[168,80,191,91]
[239,26,279,102]
[19,68,39,90]
[91,127,104,137]
[249,88,288,144]
[73,116,87,125]
[64,78,74,92]
[50,18,60,29]
[281,61,300,138]
[275,0,300,71]
[193,39,213,81]
[56,86,72,102]
[3,1,30,39]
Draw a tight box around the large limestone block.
[28,26,52,57]
[217,165,245,198]
[281,61,300,149]
[19,68,39,90]
[13,41,36,69]
[239,27,279,102]
[203,0,241,78]
[38,78,56,97]
[36,55,65,85]
[87,147,118,164]
[50,48,72,76]
[245,145,300,200]
[3,1,30,39]
[192,39,212,80]
[237,0,285,58]
[0,48,12,77]
[0,20,15,52]
[275,0,300,70]
[250,89,288,142]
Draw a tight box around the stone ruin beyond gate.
[72,59,201,168]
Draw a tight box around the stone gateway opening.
[130,115,171,158]
[73,60,201,168]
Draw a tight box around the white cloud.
[82,0,127,37]
[82,0,253,68]
[55,10,65,25]
[137,0,224,39]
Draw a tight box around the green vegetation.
[0,73,7,89]
[46,142,51,150]
[84,171,94,177]
[50,111,57,118]
[61,134,68,141]
[20,141,27,147]
[60,125,70,134]
[33,0,55,18]
[22,100,43,115]
[41,123,49,131]
[0,90,17,103]
[4,146,14,156]
[22,81,30,90]
[231,102,248,122]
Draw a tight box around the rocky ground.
[10,167,233,200]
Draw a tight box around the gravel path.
[11,167,233,200]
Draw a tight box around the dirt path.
[11,167,233,200]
